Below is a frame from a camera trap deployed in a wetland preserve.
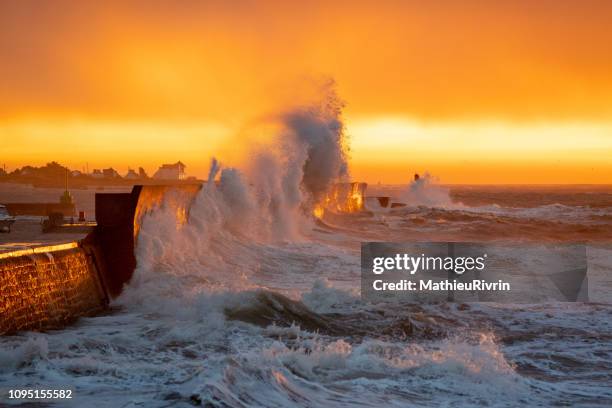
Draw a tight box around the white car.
[0,204,15,233]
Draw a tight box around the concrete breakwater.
[0,184,202,335]
[0,243,108,334]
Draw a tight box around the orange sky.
[1,1,612,183]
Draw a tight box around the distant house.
[153,161,186,180]
[91,169,104,179]
[125,169,139,179]
[102,168,120,178]
[71,170,82,177]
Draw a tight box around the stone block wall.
[0,244,108,334]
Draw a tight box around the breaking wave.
[125,88,351,302]
[399,172,453,208]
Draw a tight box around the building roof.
[160,161,186,170]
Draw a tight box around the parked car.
[0,204,16,232]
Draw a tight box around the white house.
[153,161,186,180]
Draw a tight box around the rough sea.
[1,182,611,407]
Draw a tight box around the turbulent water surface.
[1,181,611,408]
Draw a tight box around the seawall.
[0,184,202,335]
[0,243,108,335]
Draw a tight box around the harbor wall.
[0,243,108,335]
[0,184,202,335]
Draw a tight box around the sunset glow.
[2,1,611,183]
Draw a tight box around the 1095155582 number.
[8,389,73,399]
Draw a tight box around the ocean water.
[0,181,611,407]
